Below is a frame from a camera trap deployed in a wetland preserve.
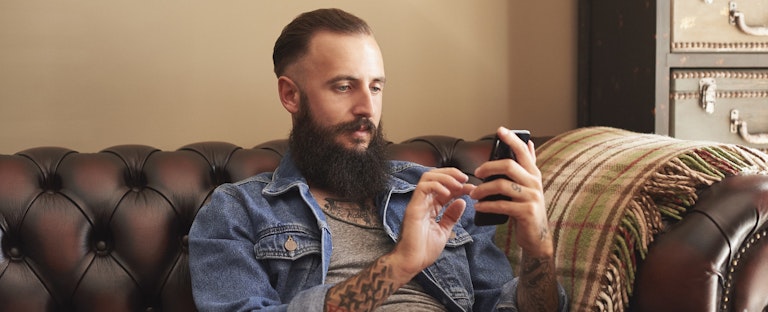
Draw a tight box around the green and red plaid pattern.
[494,126,768,312]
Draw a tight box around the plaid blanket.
[494,127,768,311]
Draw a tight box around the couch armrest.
[634,174,768,311]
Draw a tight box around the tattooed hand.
[471,127,559,311]
[471,126,553,256]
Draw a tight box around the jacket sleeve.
[496,278,570,311]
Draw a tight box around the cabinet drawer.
[671,69,768,150]
[672,0,768,52]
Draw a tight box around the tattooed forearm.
[539,219,550,241]
[518,255,559,312]
[325,256,403,312]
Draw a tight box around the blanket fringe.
[595,145,767,311]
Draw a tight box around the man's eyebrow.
[326,75,386,85]
[326,75,357,85]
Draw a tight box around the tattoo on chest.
[322,197,378,227]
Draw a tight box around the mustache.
[330,117,376,134]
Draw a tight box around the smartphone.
[474,130,531,226]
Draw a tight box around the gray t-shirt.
[323,207,447,312]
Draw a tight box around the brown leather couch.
[1,135,767,311]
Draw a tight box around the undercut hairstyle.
[272,8,373,77]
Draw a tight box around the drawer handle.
[699,78,716,114]
[729,1,768,36]
[730,109,768,144]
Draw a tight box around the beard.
[288,93,390,205]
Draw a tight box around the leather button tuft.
[9,247,22,259]
[125,171,148,192]
[96,241,107,251]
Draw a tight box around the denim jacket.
[189,153,567,312]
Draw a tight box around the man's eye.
[371,86,382,93]
[337,85,351,92]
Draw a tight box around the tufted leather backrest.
[5,134,768,311]
[0,136,494,311]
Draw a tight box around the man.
[189,8,567,312]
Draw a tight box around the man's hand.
[471,127,552,256]
[325,168,473,312]
[471,126,559,311]
[390,168,474,278]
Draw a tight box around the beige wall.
[0,1,576,153]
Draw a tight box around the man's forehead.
[294,31,384,80]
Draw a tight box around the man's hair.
[273,8,373,77]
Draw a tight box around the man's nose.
[352,89,375,117]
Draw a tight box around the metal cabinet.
[578,0,768,150]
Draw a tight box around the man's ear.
[278,76,300,114]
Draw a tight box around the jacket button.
[284,236,298,251]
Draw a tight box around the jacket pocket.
[253,225,321,260]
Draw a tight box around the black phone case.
[474,130,531,226]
